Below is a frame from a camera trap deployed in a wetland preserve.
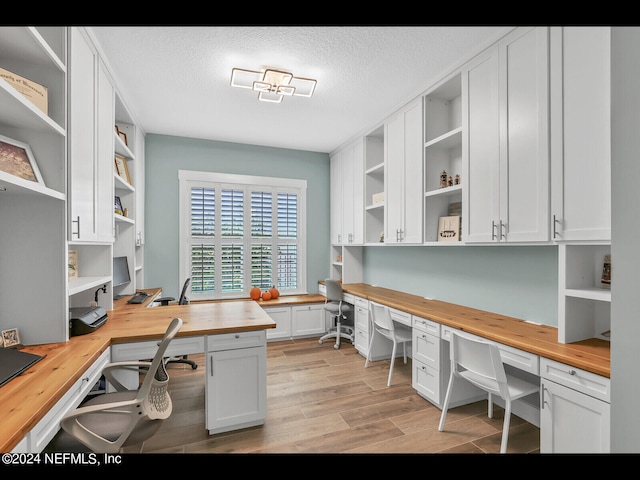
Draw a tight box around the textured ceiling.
[89,26,512,154]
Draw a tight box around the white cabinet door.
[385,99,423,244]
[330,151,343,244]
[206,331,266,435]
[292,304,325,337]
[96,59,115,242]
[499,26,550,243]
[69,28,114,243]
[463,45,500,243]
[342,138,364,245]
[263,306,291,341]
[550,27,611,242]
[541,378,610,453]
[68,27,98,241]
[464,26,549,243]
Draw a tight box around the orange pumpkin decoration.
[269,286,280,299]
[261,290,272,301]
[250,287,261,300]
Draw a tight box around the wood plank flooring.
[138,336,540,454]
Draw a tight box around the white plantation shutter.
[180,171,306,300]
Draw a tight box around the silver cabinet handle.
[491,221,497,240]
[553,214,561,239]
[72,216,80,239]
[499,220,506,240]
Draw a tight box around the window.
[179,170,306,300]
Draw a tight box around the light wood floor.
[139,336,540,454]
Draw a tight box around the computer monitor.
[112,256,131,299]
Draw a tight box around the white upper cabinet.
[385,98,424,244]
[342,138,364,245]
[68,27,114,243]
[550,27,611,242]
[464,26,550,243]
[330,150,343,244]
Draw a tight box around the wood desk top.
[0,298,275,453]
[340,283,610,379]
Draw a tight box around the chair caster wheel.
[318,340,323,345]
[192,364,198,370]
[334,344,340,350]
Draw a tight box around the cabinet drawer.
[540,357,610,403]
[412,328,439,370]
[29,349,110,453]
[441,325,539,375]
[413,358,440,405]
[111,336,205,361]
[343,293,355,305]
[207,330,266,352]
[389,307,411,327]
[355,307,369,331]
[413,315,440,337]
[355,296,369,309]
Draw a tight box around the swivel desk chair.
[156,278,197,370]
[319,279,354,349]
[48,318,182,453]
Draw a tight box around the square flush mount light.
[231,67,317,103]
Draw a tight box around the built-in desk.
[0,295,275,453]
[333,282,612,453]
[338,283,610,378]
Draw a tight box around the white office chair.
[364,302,412,387]
[438,329,540,453]
[319,279,354,349]
[47,318,182,453]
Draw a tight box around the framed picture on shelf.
[117,130,128,146]
[0,134,44,184]
[2,328,21,348]
[114,154,132,185]
[437,216,461,242]
[114,195,123,216]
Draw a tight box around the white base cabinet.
[263,306,291,340]
[291,304,325,337]
[540,358,610,453]
[205,331,266,435]
[264,303,325,341]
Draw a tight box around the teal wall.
[144,133,558,327]
[363,245,558,326]
[144,134,330,298]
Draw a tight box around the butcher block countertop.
[339,283,610,379]
[0,297,275,453]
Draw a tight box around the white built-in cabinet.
[329,151,342,245]
[68,27,116,312]
[329,139,364,283]
[550,27,611,345]
[463,26,550,243]
[205,331,267,435]
[384,98,424,244]
[540,358,610,453]
[67,27,145,310]
[264,303,326,341]
[0,27,68,345]
[550,27,611,243]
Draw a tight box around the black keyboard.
[127,292,149,304]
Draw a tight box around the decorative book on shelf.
[601,254,611,289]
[68,249,78,279]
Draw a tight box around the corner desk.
[0,289,276,453]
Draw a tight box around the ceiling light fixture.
[230,67,317,103]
